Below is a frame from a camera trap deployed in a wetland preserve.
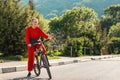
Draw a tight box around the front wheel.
[42,54,52,79]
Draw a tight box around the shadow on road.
[12,75,50,80]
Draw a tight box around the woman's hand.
[48,37,52,40]
[27,44,32,47]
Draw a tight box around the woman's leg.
[27,46,35,72]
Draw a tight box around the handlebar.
[31,39,49,46]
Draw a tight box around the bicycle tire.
[34,55,41,76]
[42,54,52,79]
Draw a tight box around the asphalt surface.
[1,56,120,80]
[0,55,119,74]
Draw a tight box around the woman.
[25,18,51,77]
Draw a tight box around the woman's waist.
[30,37,41,44]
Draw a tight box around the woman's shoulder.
[26,26,32,29]
[36,26,42,29]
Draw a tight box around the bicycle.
[31,39,52,79]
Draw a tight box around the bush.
[15,55,23,61]
[63,38,83,57]
[0,59,4,63]
[48,50,62,56]
[109,37,120,54]
[63,37,95,57]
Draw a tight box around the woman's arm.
[38,27,49,39]
[25,27,30,44]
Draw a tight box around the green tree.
[101,4,120,32]
[100,4,120,54]
[0,0,48,56]
[49,7,101,56]
[108,23,120,38]
[50,7,99,40]
[29,0,34,10]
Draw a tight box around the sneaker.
[27,72,31,78]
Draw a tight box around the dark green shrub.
[15,55,23,61]
[109,37,120,54]
[48,49,62,56]
[63,37,93,57]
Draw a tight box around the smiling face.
[32,18,38,26]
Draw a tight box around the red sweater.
[25,26,48,44]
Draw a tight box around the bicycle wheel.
[42,54,52,79]
[34,55,41,76]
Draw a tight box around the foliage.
[109,37,120,54]
[101,4,120,32]
[0,59,4,63]
[49,7,101,56]
[49,49,62,56]
[63,38,83,57]
[100,4,120,55]
[107,22,120,54]
[108,23,120,38]
[63,37,95,57]
[0,0,27,56]
[49,7,99,42]
[60,7,98,38]
[0,0,48,56]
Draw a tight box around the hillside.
[22,0,120,19]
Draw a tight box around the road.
[0,57,120,80]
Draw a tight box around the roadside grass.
[1,52,119,63]
[22,55,59,61]
[0,54,59,63]
[0,55,19,62]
